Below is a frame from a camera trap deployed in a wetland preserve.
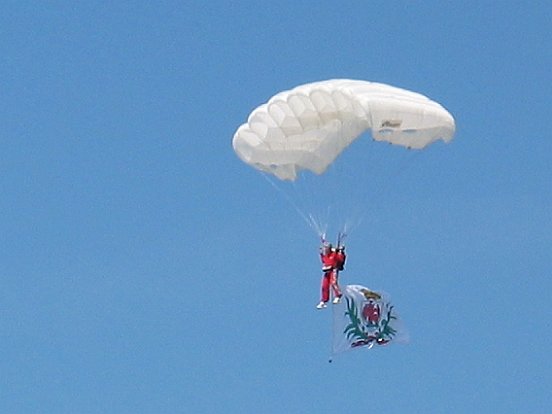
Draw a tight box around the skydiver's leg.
[321,274,330,303]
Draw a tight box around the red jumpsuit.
[320,249,342,303]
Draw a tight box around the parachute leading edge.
[233,79,456,181]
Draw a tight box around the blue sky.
[1,1,551,413]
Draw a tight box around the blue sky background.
[1,2,551,413]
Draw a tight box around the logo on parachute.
[343,288,398,348]
[380,119,402,128]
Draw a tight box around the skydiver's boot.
[332,296,341,304]
[316,301,327,309]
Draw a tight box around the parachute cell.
[233,79,455,181]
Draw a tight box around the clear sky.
[1,1,551,413]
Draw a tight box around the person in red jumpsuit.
[316,243,345,309]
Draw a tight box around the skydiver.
[316,242,344,309]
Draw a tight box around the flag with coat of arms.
[332,285,408,355]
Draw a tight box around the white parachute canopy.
[233,79,455,181]
[332,285,408,355]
